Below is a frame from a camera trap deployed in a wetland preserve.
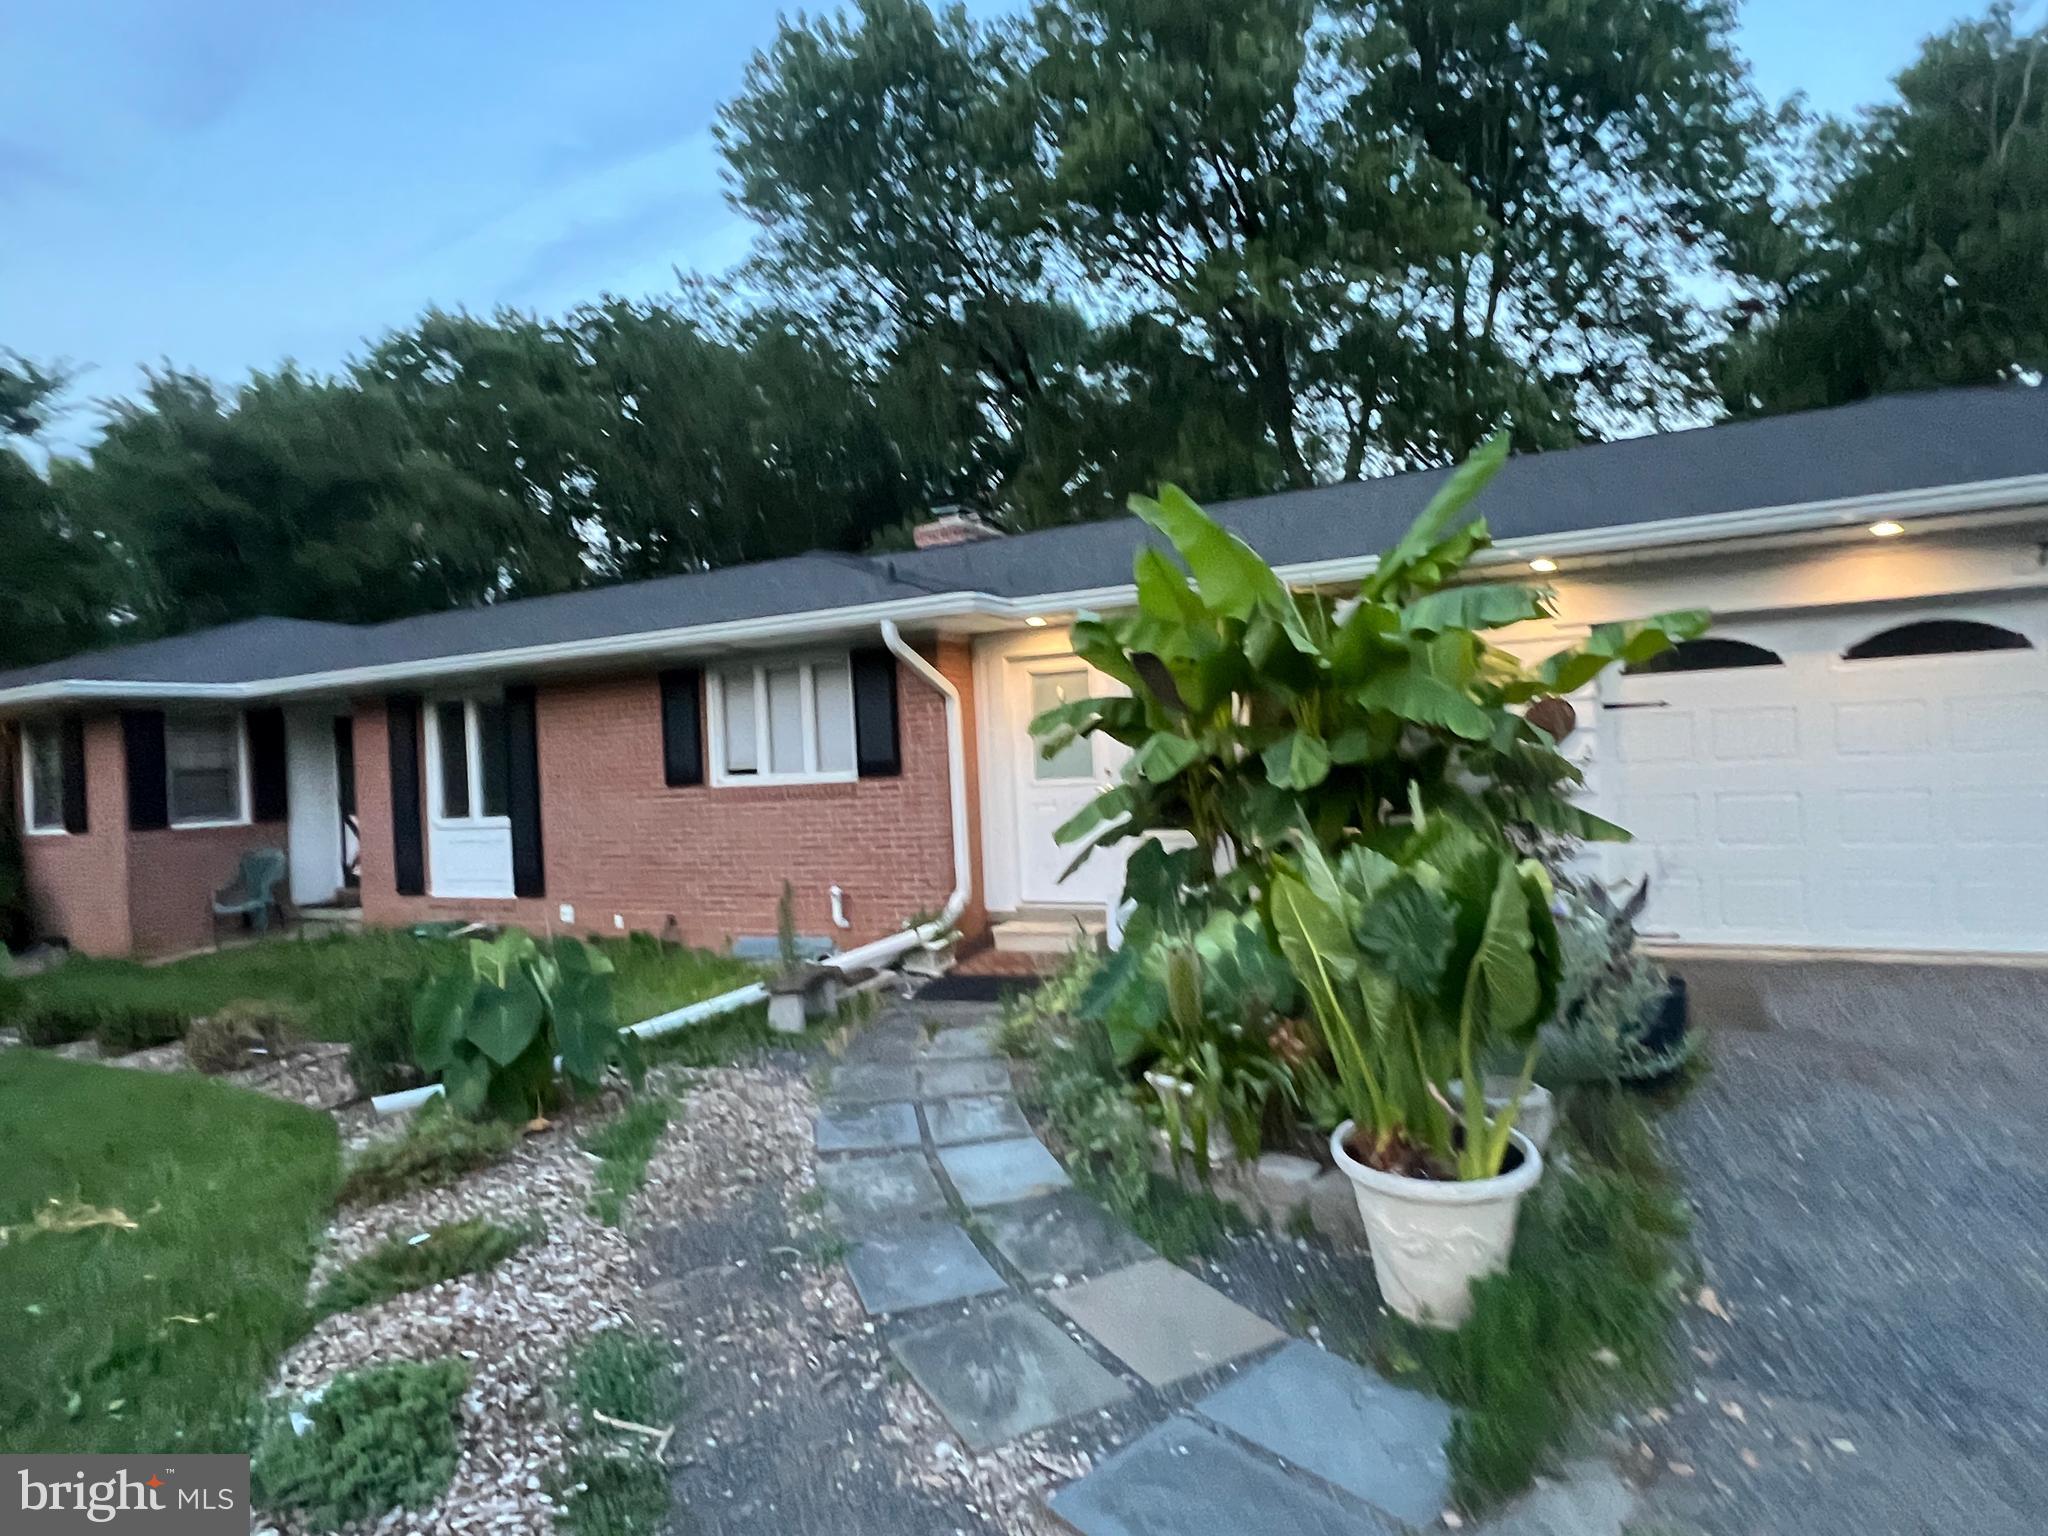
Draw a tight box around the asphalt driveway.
[1635,956,2048,1535]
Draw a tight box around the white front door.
[425,697,515,900]
[1008,654,1130,908]
[284,708,346,907]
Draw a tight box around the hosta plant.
[412,931,641,1120]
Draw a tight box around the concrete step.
[990,914,1105,956]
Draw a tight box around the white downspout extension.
[373,619,975,1115]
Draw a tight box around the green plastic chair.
[213,848,289,939]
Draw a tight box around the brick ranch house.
[6,387,2048,963]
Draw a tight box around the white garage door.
[1600,602,2048,953]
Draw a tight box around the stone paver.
[982,1191,1155,1284]
[1048,1414,1403,1536]
[1472,1459,1637,1536]
[1050,1258,1284,1387]
[844,1223,1008,1316]
[936,1136,1071,1208]
[924,1092,1031,1146]
[889,1301,1129,1451]
[1195,1340,1453,1525]
[917,1059,1010,1098]
[814,1100,921,1154]
[816,1151,947,1231]
[830,1061,918,1103]
[920,1022,998,1060]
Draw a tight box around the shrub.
[185,1001,296,1074]
[580,1096,672,1226]
[252,1358,468,1528]
[19,1000,191,1053]
[16,999,92,1047]
[314,1215,538,1317]
[338,1104,518,1207]
[569,1328,683,1428]
[343,973,423,1097]
[557,1452,671,1536]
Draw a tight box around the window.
[1843,618,2033,661]
[1626,638,1785,675]
[1031,669,1095,780]
[165,715,246,826]
[430,698,510,820]
[23,724,64,833]
[710,655,858,785]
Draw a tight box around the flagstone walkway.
[815,999,1471,1534]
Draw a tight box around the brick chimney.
[912,506,1004,549]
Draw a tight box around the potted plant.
[900,907,960,979]
[1270,823,1562,1326]
[1139,940,1292,1181]
[764,881,834,1034]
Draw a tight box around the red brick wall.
[10,715,290,958]
[356,640,984,953]
[15,716,133,956]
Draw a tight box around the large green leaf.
[1130,485,1317,654]
[1365,433,1509,599]
[411,968,475,1075]
[1462,856,1543,1042]
[1355,667,1493,740]
[1535,610,1711,694]
[466,973,545,1066]
[1353,874,1457,995]
[1133,544,1209,625]
[1131,732,1205,783]
[1261,729,1332,790]
[1052,784,1133,846]
[1401,583,1550,635]
[551,968,620,1086]
[442,1048,491,1118]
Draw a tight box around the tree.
[1719,4,2048,413]
[0,354,113,669]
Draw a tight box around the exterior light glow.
[1528,557,1559,573]
[1025,615,1049,627]
[1868,520,1905,538]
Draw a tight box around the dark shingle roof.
[5,386,2045,697]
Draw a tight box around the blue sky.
[0,0,1988,448]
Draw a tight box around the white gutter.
[372,618,974,1117]
[11,472,2048,713]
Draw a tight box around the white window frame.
[706,653,859,788]
[165,713,252,830]
[20,722,68,837]
[425,696,512,827]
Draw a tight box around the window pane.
[721,670,758,773]
[477,700,510,818]
[766,666,805,774]
[435,701,470,817]
[1031,671,1094,780]
[167,716,241,824]
[813,660,855,774]
[27,728,62,830]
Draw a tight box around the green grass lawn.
[11,928,761,1043]
[0,1051,341,1453]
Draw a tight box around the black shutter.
[59,717,88,835]
[505,684,545,898]
[386,696,425,897]
[248,707,289,823]
[122,710,169,831]
[658,668,704,787]
[850,648,901,778]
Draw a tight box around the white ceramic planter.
[1330,1120,1544,1329]
[1446,1077,1556,1152]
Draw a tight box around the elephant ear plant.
[412,931,642,1120]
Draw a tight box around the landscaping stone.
[814,1100,921,1154]
[917,1058,1011,1098]
[1252,1152,1320,1221]
[816,1151,948,1231]
[1047,1414,1403,1536]
[924,1092,1031,1146]
[920,1022,998,1060]
[1194,1340,1453,1526]
[829,1061,919,1103]
[936,1136,1071,1208]
[1049,1258,1284,1386]
[981,1191,1155,1284]
[888,1301,1129,1451]
[844,1223,1007,1316]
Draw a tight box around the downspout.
[374,620,975,1115]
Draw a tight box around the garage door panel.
[1948,787,2048,845]
[1945,692,2048,752]
[1838,878,1940,937]
[1715,791,1802,847]
[1837,788,1937,843]
[1615,710,1696,762]
[1717,877,1807,933]
[1833,697,1930,754]
[1710,706,1799,760]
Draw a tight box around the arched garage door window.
[1842,619,2033,660]
[1625,637,1784,674]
